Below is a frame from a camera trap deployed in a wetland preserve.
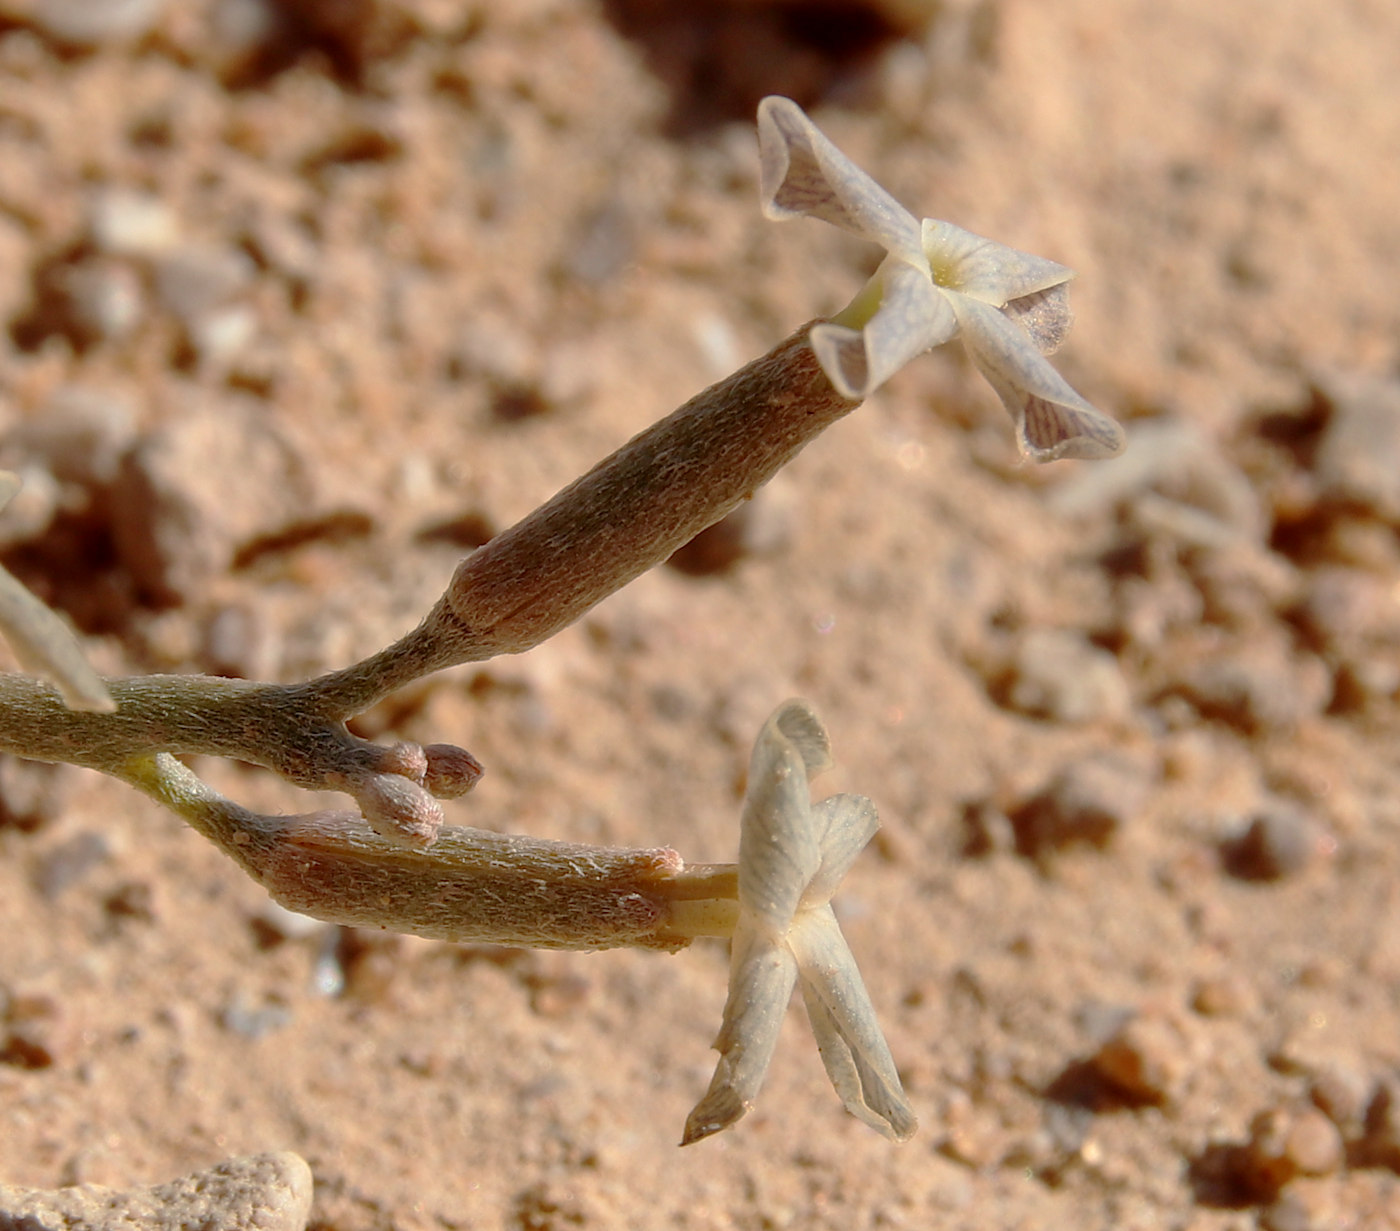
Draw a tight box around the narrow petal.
[758,96,924,268]
[683,923,799,1145]
[922,219,1074,306]
[738,709,821,933]
[802,982,918,1142]
[1003,283,1074,355]
[0,562,116,712]
[950,293,1126,462]
[790,910,917,1142]
[811,258,956,399]
[801,794,879,910]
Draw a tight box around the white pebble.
[89,188,180,258]
[33,0,167,45]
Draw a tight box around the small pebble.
[0,1151,312,1231]
[1361,1079,1400,1171]
[524,967,592,1019]
[1009,754,1149,855]
[1173,638,1331,734]
[1051,417,1263,540]
[0,757,76,832]
[560,198,636,286]
[250,901,328,946]
[152,244,254,312]
[110,396,331,604]
[1003,629,1132,724]
[29,0,166,46]
[104,880,156,922]
[1221,801,1321,882]
[35,829,111,898]
[667,489,794,576]
[275,0,413,69]
[1294,566,1398,649]
[959,799,1017,857]
[1234,1105,1344,1201]
[51,257,144,347]
[202,602,282,680]
[1088,1010,1189,1105]
[332,928,410,1004]
[88,188,180,258]
[221,993,292,1040]
[449,318,560,421]
[1309,1063,1372,1135]
[186,302,259,367]
[1190,974,1254,1018]
[1,991,72,1069]
[1311,371,1400,523]
[208,0,290,79]
[1260,1192,1314,1231]
[939,1090,1008,1169]
[14,385,137,489]
[0,464,62,547]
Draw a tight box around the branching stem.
[1,323,858,950]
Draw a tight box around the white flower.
[684,699,916,1145]
[758,95,1126,463]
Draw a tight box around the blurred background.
[2,1,1399,1227]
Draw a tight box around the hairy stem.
[0,323,858,800]
[306,321,859,714]
[116,753,741,952]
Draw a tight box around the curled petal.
[789,910,917,1142]
[738,708,822,933]
[950,293,1126,463]
[770,697,834,778]
[922,219,1074,306]
[758,96,924,269]
[802,794,879,910]
[1003,283,1074,356]
[683,922,799,1145]
[812,258,956,399]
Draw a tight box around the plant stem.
[306,321,859,715]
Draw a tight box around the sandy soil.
[3,1,1400,1227]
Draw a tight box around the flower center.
[927,250,960,290]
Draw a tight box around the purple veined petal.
[682,922,799,1145]
[922,219,1074,306]
[801,979,918,1142]
[789,910,917,1142]
[738,707,823,934]
[810,258,956,399]
[801,794,879,910]
[949,292,1126,463]
[1003,283,1074,356]
[758,96,925,269]
[770,697,834,779]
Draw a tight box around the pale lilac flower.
[758,95,1125,463]
[684,699,916,1145]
